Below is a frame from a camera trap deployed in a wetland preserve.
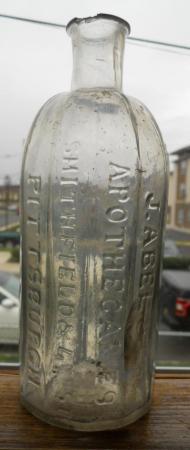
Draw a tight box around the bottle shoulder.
[63,89,162,136]
[34,92,70,123]
[25,88,167,166]
[24,93,70,143]
[127,95,169,175]
[31,90,160,138]
[126,95,165,145]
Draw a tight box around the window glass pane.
[179,160,187,175]
[0,14,190,370]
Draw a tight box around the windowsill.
[0,370,190,449]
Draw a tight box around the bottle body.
[20,88,168,430]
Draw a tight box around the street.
[166,228,190,256]
[166,228,190,242]
[157,331,190,367]
[157,317,190,367]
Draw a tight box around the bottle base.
[20,395,150,432]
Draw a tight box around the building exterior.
[0,183,19,210]
[167,146,190,231]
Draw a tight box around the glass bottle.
[20,14,168,431]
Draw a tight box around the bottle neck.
[67,18,127,91]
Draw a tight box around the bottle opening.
[66,13,131,37]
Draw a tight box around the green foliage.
[163,256,190,270]
[0,351,19,363]
[9,247,20,262]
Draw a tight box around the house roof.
[171,146,190,156]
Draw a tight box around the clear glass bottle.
[20,14,168,431]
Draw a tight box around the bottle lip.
[66,13,131,35]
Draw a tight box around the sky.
[0,0,190,184]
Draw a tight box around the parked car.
[0,271,20,345]
[160,269,190,330]
[0,271,20,298]
[160,239,190,329]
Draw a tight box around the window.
[177,207,185,225]
[179,160,187,176]
[187,207,190,224]
[167,206,171,224]
[178,182,186,199]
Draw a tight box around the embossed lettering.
[109,162,130,181]
[109,187,129,203]
[106,206,127,223]
[100,162,130,359]
[52,143,79,371]
[105,233,124,249]
[28,175,41,195]
[26,175,42,386]
[146,192,160,211]
[138,193,160,305]
[95,390,116,405]
[144,226,158,247]
[142,251,156,272]
[103,254,125,269]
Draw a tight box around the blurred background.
[0,0,190,369]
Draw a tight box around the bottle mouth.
[66,13,131,35]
